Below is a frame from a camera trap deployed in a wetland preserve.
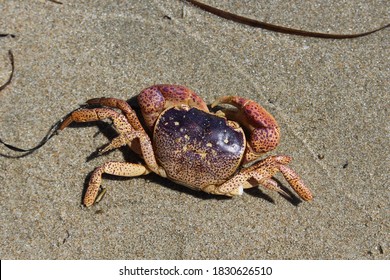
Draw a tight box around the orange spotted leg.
[59,107,164,174]
[203,155,313,201]
[59,107,167,206]
[86,97,145,132]
[83,97,146,155]
[60,108,138,154]
[84,161,150,207]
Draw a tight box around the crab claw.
[138,84,209,130]
[212,96,280,163]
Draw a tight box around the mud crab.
[60,84,313,206]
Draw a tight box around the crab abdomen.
[153,107,246,190]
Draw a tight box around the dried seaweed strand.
[0,34,16,38]
[47,0,63,4]
[186,0,390,39]
[0,50,14,91]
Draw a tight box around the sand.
[0,0,388,259]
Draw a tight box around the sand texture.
[0,0,389,259]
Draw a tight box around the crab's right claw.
[212,96,280,163]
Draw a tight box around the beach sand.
[0,0,388,259]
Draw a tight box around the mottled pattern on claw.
[137,87,166,129]
[156,84,209,111]
[216,96,277,128]
[212,96,280,157]
[250,124,280,153]
[138,84,209,130]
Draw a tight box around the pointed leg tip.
[302,193,314,202]
[83,200,94,207]
[86,98,101,105]
[59,116,73,130]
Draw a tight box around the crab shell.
[154,106,245,190]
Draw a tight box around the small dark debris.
[378,244,384,254]
[267,98,275,104]
[163,15,172,20]
[48,0,63,4]
[342,161,349,169]
[62,230,71,244]
[0,33,16,38]
[95,209,104,215]
[317,154,325,160]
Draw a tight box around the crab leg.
[244,155,312,201]
[60,108,131,135]
[278,165,313,201]
[86,97,145,132]
[59,108,166,177]
[84,161,150,207]
[212,96,280,163]
[60,108,137,153]
[253,177,290,198]
[137,84,209,130]
[202,155,313,201]
[83,97,146,155]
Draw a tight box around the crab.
[59,84,313,206]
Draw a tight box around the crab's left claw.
[212,96,280,163]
